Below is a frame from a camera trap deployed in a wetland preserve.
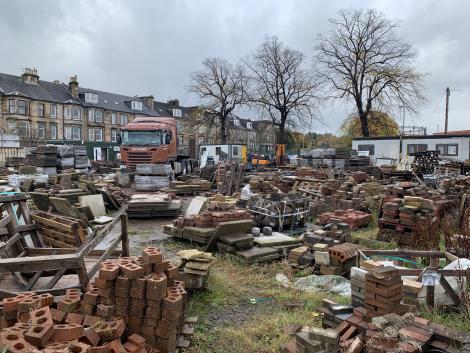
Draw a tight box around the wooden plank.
[0,233,24,256]
[76,258,89,287]
[43,269,67,290]
[0,254,80,273]
[0,214,12,228]
[26,271,43,291]
[39,227,77,245]
[0,224,39,237]
[41,236,76,249]
[31,214,74,233]
[0,194,28,203]
[120,213,129,257]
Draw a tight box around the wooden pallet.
[32,211,88,248]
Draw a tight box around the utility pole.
[445,87,450,134]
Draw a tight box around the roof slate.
[0,73,76,103]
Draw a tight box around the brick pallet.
[80,246,186,353]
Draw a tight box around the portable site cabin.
[352,131,470,166]
[199,144,246,168]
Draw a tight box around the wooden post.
[120,213,129,257]
[426,284,435,307]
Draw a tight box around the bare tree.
[244,36,321,144]
[315,9,426,137]
[188,58,246,144]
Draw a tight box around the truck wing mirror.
[165,132,171,145]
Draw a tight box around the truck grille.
[126,151,153,169]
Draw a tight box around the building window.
[50,124,57,140]
[84,92,98,104]
[172,108,182,117]
[436,144,458,156]
[9,99,15,113]
[95,128,103,141]
[17,121,30,136]
[72,107,81,120]
[88,128,95,141]
[51,104,57,118]
[246,122,252,129]
[38,103,44,118]
[407,144,428,155]
[65,126,72,140]
[95,110,103,123]
[70,126,81,140]
[358,144,375,156]
[120,114,127,126]
[17,100,28,115]
[131,101,142,110]
[216,146,222,155]
[64,106,72,119]
[111,129,118,142]
[232,146,239,156]
[88,109,95,122]
[111,113,117,125]
[37,123,45,139]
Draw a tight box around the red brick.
[115,276,130,289]
[24,323,55,347]
[17,297,41,313]
[80,327,101,346]
[96,304,115,318]
[80,302,96,316]
[118,263,144,279]
[52,323,84,342]
[83,315,101,327]
[94,319,126,342]
[114,287,129,298]
[84,289,100,305]
[95,277,114,289]
[99,264,120,280]
[153,261,169,273]
[57,297,81,313]
[90,346,111,353]
[66,312,84,325]
[127,334,145,348]
[340,326,358,342]
[107,338,127,353]
[2,295,26,312]
[50,308,67,324]
[123,342,139,353]
[130,288,145,299]
[66,288,82,298]
[162,295,182,311]
[31,307,53,326]
[142,247,163,264]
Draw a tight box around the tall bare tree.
[188,58,246,144]
[315,9,426,137]
[244,36,320,144]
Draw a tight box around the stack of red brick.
[317,209,372,229]
[174,208,251,229]
[80,246,187,353]
[0,289,157,353]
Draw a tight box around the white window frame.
[88,109,95,122]
[64,106,72,119]
[111,113,117,125]
[95,128,103,142]
[65,126,72,140]
[120,114,127,126]
[51,104,57,119]
[37,123,45,139]
[50,124,57,140]
[38,103,44,118]
[8,99,15,114]
[88,128,95,141]
[172,108,182,117]
[72,126,81,140]
[131,101,143,110]
[85,92,98,104]
[72,107,81,120]
[17,100,28,115]
[17,121,30,136]
[111,129,117,142]
[95,110,103,123]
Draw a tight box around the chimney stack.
[140,95,154,108]
[167,99,180,106]
[69,75,79,98]
[22,68,39,85]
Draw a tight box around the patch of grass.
[418,306,470,332]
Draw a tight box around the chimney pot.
[22,67,39,85]
[68,75,79,98]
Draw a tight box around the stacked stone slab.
[82,247,187,353]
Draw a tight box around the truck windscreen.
[122,130,162,146]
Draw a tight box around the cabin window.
[216,147,222,155]
[232,146,239,156]
[357,144,375,156]
[436,144,458,156]
[407,144,427,155]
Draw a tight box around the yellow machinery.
[251,144,286,167]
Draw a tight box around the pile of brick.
[317,209,372,229]
[174,201,251,229]
[304,221,351,244]
[168,179,211,194]
[0,290,156,353]
[364,267,403,320]
[287,246,309,264]
[81,246,187,353]
[295,167,330,179]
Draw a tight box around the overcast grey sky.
[1,0,469,134]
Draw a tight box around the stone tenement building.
[0,68,277,161]
[0,68,159,160]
